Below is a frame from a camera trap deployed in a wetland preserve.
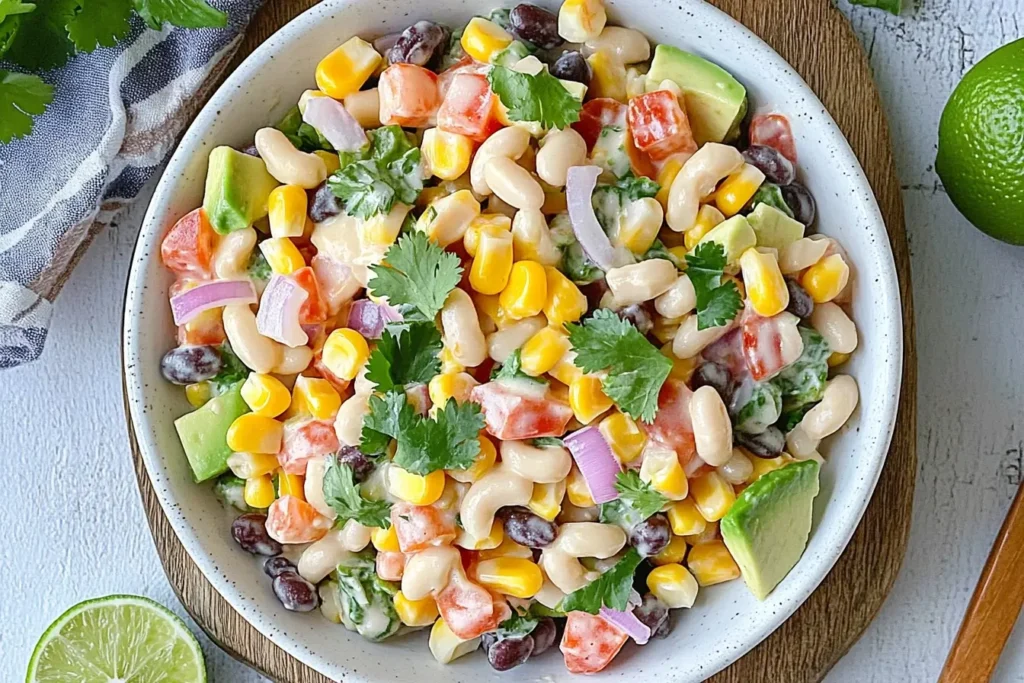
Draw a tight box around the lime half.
[26,595,206,683]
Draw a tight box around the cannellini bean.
[440,288,487,368]
[605,259,678,306]
[810,302,858,354]
[801,375,859,440]
[304,457,334,520]
[786,425,823,461]
[274,345,313,375]
[487,315,546,362]
[500,440,572,484]
[338,519,372,552]
[690,385,733,466]
[511,209,561,266]
[557,500,599,523]
[335,393,370,447]
[213,228,257,279]
[654,273,696,318]
[718,449,754,485]
[779,236,830,274]
[672,314,733,359]
[222,304,282,374]
[402,545,461,601]
[460,464,533,539]
[534,578,567,610]
[584,26,651,64]
[471,126,532,195]
[254,127,327,189]
[485,157,544,210]
[540,522,626,594]
[343,88,381,129]
[666,143,744,232]
[536,128,587,187]
[298,530,356,583]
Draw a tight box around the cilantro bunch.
[685,241,743,330]
[559,548,643,614]
[487,65,581,130]
[0,0,226,143]
[367,231,462,321]
[328,125,424,219]
[322,455,393,529]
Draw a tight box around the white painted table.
[2,1,1022,680]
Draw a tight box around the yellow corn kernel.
[460,17,513,64]
[290,376,342,420]
[646,562,699,609]
[388,467,446,505]
[656,158,684,210]
[429,617,478,664]
[316,37,381,99]
[528,480,566,521]
[473,293,513,332]
[185,382,212,408]
[566,465,595,507]
[362,205,409,249]
[439,346,466,374]
[747,453,794,483]
[417,186,448,208]
[464,214,513,257]
[715,164,766,217]
[474,558,544,599]
[599,412,646,464]
[422,128,474,181]
[739,248,789,317]
[651,316,681,344]
[226,414,283,454]
[569,374,613,424]
[241,373,291,418]
[371,525,401,553]
[278,471,305,499]
[418,190,482,247]
[322,328,370,381]
[479,536,534,561]
[587,49,627,102]
[470,229,514,295]
[801,254,850,303]
[519,326,569,376]
[394,591,439,627]
[667,499,707,537]
[543,266,587,327]
[668,245,689,262]
[244,474,277,508]
[549,350,583,386]
[689,471,736,522]
[651,535,688,566]
[828,351,851,367]
[313,150,341,176]
[267,185,308,239]
[227,451,281,479]
[684,205,725,250]
[684,519,719,546]
[259,237,305,275]
[428,372,479,410]
[660,342,697,382]
[687,540,741,587]
[457,518,504,550]
[447,435,498,483]
[499,260,548,320]
[640,446,688,500]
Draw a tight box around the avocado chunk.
[173,382,249,482]
[747,203,806,250]
[646,44,748,145]
[692,215,757,265]
[721,459,821,600]
[202,146,279,234]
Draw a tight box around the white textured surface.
[1,2,1022,681]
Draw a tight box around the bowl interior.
[124,0,902,680]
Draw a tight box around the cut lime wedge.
[26,595,206,683]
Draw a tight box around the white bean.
[779,236,830,274]
[584,26,651,64]
[254,127,327,189]
[273,345,313,375]
[557,500,599,523]
[718,449,754,485]
[487,315,546,362]
[298,530,356,583]
[460,464,533,539]
[536,128,587,187]
[810,302,858,354]
[511,209,561,266]
[540,522,626,594]
[786,424,822,460]
[605,259,678,306]
[802,375,859,440]
[500,440,572,484]
[440,287,487,368]
[339,519,372,552]
[471,126,532,195]
[343,88,381,129]
[672,314,732,359]
[304,457,334,520]
[213,228,256,279]
[690,385,733,466]
[654,273,696,318]
[776,311,806,367]
[485,157,544,211]
[334,393,370,447]
[402,545,461,600]
[666,143,744,232]
[222,304,282,374]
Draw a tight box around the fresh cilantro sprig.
[208,342,248,394]
[328,125,423,218]
[322,455,393,529]
[685,241,743,330]
[368,232,462,321]
[615,470,668,520]
[532,437,564,448]
[565,309,673,422]
[496,610,539,640]
[361,390,415,456]
[490,349,547,386]
[365,321,443,393]
[559,548,643,614]
[487,65,581,130]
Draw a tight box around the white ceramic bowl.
[124,0,902,680]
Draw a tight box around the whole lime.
[936,38,1024,245]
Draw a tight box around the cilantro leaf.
[368,231,462,321]
[365,321,443,393]
[487,65,581,130]
[322,455,393,529]
[208,342,248,393]
[0,70,52,143]
[393,399,485,475]
[66,0,133,51]
[565,309,672,421]
[615,470,668,520]
[360,390,415,456]
[685,241,743,330]
[532,437,564,448]
[496,610,539,639]
[607,174,660,202]
[490,349,547,386]
[559,548,643,614]
[329,125,423,218]
[642,239,684,269]
[133,0,227,30]
[275,105,332,152]
[4,0,78,70]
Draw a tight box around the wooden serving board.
[124,0,917,680]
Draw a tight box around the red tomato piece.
[437,73,502,142]
[288,266,329,324]
[642,378,697,466]
[161,208,214,277]
[627,90,698,161]
[378,64,441,128]
[470,381,574,441]
[278,417,340,475]
[436,572,510,640]
[265,495,331,544]
[375,551,407,581]
[573,98,626,149]
[749,113,797,165]
[741,310,803,381]
[391,502,457,553]
[437,57,489,100]
[560,611,630,674]
[700,327,748,380]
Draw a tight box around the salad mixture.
[161,0,861,673]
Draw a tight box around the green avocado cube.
[747,203,806,250]
[692,215,757,265]
[202,146,279,234]
[173,383,249,482]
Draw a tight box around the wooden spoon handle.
[939,480,1024,683]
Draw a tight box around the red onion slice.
[566,165,624,272]
[599,606,651,644]
[347,299,403,339]
[256,275,309,348]
[563,426,621,504]
[169,279,257,326]
[302,96,367,152]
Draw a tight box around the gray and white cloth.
[0,0,264,368]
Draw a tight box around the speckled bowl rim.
[124,0,903,680]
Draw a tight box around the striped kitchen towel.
[0,0,265,369]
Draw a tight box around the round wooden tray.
[123,0,917,680]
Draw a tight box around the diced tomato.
[700,327,748,381]
[436,572,510,640]
[458,547,479,571]
[470,381,574,440]
[625,128,657,179]
[391,502,457,553]
[749,113,797,165]
[573,98,626,149]
[278,417,340,475]
[627,90,698,161]
[642,378,697,466]
[161,208,214,277]
[288,266,329,324]
[741,309,803,381]
[378,64,441,128]
[560,611,630,674]
[437,73,502,142]
[265,495,331,544]
[375,551,407,581]
[437,57,489,100]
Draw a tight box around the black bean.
[629,514,671,557]
[742,145,795,186]
[161,345,222,385]
[337,446,375,483]
[387,21,450,67]
[550,51,591,84]
[487,634,534,671]
[633,593,671,638]
[736,426,785,458]
[231,513,282,556]
[263,556,296,578]
[530,617,558,655]
[616,303,653,334]
[501,507,557,548]
[781,182,816,227]
[272,571,320,612]
[691,361,733,403]
[309,181,342,223]
[240,144,260,158]
[785,279,815,319]
[509,4,562,49]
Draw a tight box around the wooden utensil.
[939,480,1024,683]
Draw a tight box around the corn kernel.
[549,349,583,386]
[660,342,696,382]
[543,266,587,327]
[651,316,681,344]
[566,465,595,507]
[244,474,277,508]
[715,163,766,217]
[598,411,646,464]
[313,150,341,176]
[226,414,283,454]
[278,471,305,499]
[667,499,707,536]
[428,372,479,410]
[267,185,308,239]
[646,563,699,608]
[433,347,463,375]
[464,214,513,257]
[362,204,409,248]
[668,245,689,263]
[528,480,566,521]
[291,376,342,420]
[651,535,688,566]
[684,519,719,546]
[322,328,370,381]
[656,157,684,210]
[639,444,688,500]
[389,467,446,505]
[558,0,607,43]
[241,373,291,418]
[748,454,793,483]
[685,205,725,250]
[371,525,401,553]
[586,49,627,102]
[185,382,212,408]
[259,237,305,275]
[499,260,548,320]
[316,37,381,99]
[473,293,515,332]
[479,536,534,561]
[470,229,514,295]
[801,254,850,303]
[569,374,613,424]
[689,471,736,522]
[474,558,544,598]
[418,190,482,247]
[421,128,474,181]
[460,17,513,64]
[448,435,498,483]
[394,591,439,627]
[687,540,741,586]
[519,326,569,377]
[828,351,851,367]
[618,197,663,253]
[740,247,789,317]
[457,518,504,550]
[227,451,281,479]
[429,617,478,664]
